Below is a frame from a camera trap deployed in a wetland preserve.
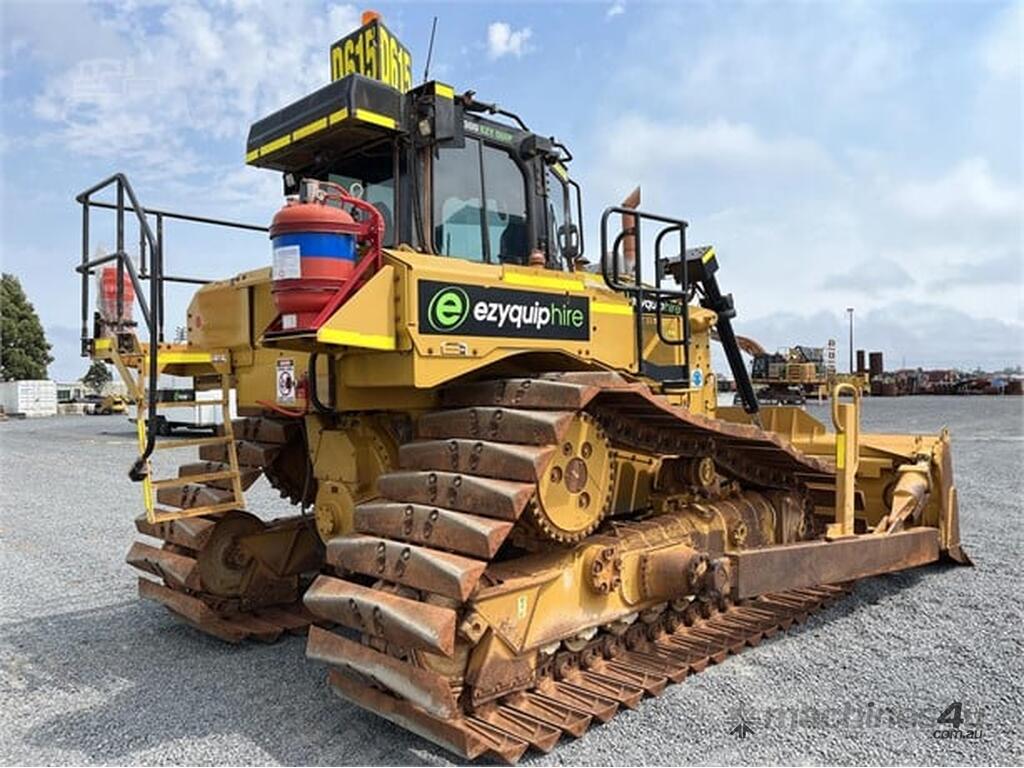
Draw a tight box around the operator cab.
[245,15,582,270]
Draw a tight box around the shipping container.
[0,380,58,418]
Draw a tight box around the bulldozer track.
[306,373,843,761]
[128,415,322,642]
[316,584,852,763]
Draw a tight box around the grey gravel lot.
[1,396,1022,766]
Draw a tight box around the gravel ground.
[1,396,1022,766]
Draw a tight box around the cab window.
[546,167,569,268]
[328,172,396,245]
[432,140,485,261]
[433,137,529,264]
[482,144,528,263]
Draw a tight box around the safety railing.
[74,173,267,476]
[599,205,692,388]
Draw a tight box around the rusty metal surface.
[354,501,514,559]
[377,471,534,521]
[156,483,233,509]
[418,407,575,446]
[399,439,554,483]
[308,626,458,719]
[314,586,851,764]
[326,533,487,600]
[304,574,457,655]
[729,529,939,599]
[179,460,261,490]
[309,375,955,763]
[126,541,200,590]
[328,670,492,760]
[585,380,835,486]
[441,378,600,411]
[128,417,323,644]
[231,416,297,444]
[134,514,215,550]
[199,439,280,466]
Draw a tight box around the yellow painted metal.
[828,383,861,539]
[531,412,613,542]
[307,414,397,542]
[128,370,245,524]
[82,230,962,562]
[354,108,397,129]
[315,265,397,350]
[155,248,721,416]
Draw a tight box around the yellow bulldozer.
[74,12,969,763]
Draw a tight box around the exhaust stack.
[620,186,640,275]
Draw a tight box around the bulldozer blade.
[378,471,534,521]
[326,534,487,601]
[441,378,600,411]
[729,528,939,599]
[354,502,514,559]
[126,541,200,590]
[308,627,458,719]
[303,574,457,656]
[399,439,555,483]
[179,461,260,490]
[418,407,575,446]
[134,514,216,550]
[328,669,492,760]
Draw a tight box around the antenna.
[423,16,438,83]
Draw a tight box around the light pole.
[846,307,854,374]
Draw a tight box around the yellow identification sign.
[330,18,412,93]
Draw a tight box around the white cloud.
[980,1,1022,79]
[893,158,1022,223]
[821,258,916,294]
[487,22,533,60]
[590,115,834,204]
[668,2,915,119]
[30,2,361,191]
[606,2,625,19]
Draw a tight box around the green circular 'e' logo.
[427,286,469,332]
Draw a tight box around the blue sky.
[1,0,1021,382]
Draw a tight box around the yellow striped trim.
[354,108,397,129]
[591,300,633,316]
[502,272,585,292]
[835,433,847,470]
[702,247,716,264]
[551,162,568,181]
[434,82,455,99]
[145,351,214,365]
[259,133,291,157]
[292,116,328,141]
[316,327,396,350]
[252,106,395,160]
[94,337,113,351]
